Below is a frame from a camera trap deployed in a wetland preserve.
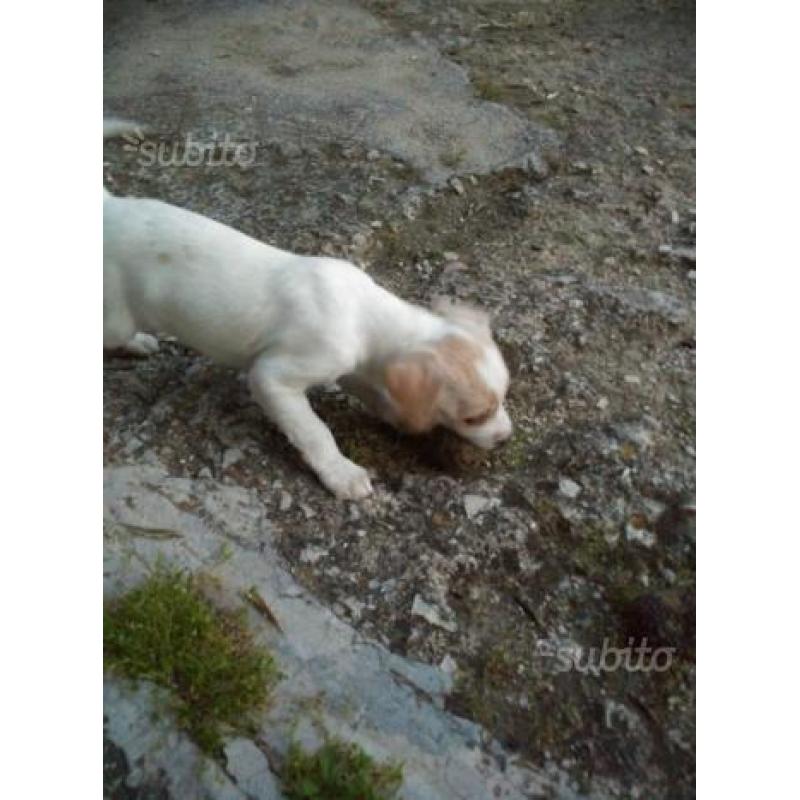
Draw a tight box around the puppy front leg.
[249,361,373,500]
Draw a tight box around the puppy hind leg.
[123,332,160,356]
[104,316,159,356]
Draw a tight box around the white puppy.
[104,122,512,499]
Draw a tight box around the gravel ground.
[105,1,695,796]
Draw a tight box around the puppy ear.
[383,352,443,433]
[432,296,492,340]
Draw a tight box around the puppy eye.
[463,411,491,426]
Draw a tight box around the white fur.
[104,147,511,498]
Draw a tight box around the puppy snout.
[492,425,513,445]
[478,419,513,449]
[493,408,513,444]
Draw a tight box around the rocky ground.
[105,1,695,797]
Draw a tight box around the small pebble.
[463,494,498,519]
[558,477,582,499]
[299,545,327,565]
[450,177,465,195]
[440,654,458,677]
[222,447,244,470]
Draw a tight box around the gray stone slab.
[104,463,586,800]
[104,0,557,183]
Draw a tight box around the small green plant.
[473,77,504,101]
[282,738,403,800]
[104,567,281,754]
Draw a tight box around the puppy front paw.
[320,458,373,500]
[125,333,160,356]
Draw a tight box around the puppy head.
[383,351,443,434]
[383,302,513,448]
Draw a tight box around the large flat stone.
[104,0,556,182]
[103,463,587,800]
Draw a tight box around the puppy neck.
[360,287,457,362]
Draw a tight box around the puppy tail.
[103,118,147,140]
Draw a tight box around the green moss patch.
[104,568,281,754]
[282,738,403,800]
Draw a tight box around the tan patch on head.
[383,352,443,433]
[383,335,501,435]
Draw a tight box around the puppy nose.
[493,428,512,445]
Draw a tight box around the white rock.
[558,477,582,499]
[411,595,457,633]
[463,494,498,519]
[123,436,144,456]
[659,243,696,263]
[222,447,244,469]
[614,421,654,448]
[596,397,610,410]
[343,597,366,621]
[440,654,458,677]
[278,490,293,512]
[299,545,328,565]
[450,177,465,195]
[625,522,656,547]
